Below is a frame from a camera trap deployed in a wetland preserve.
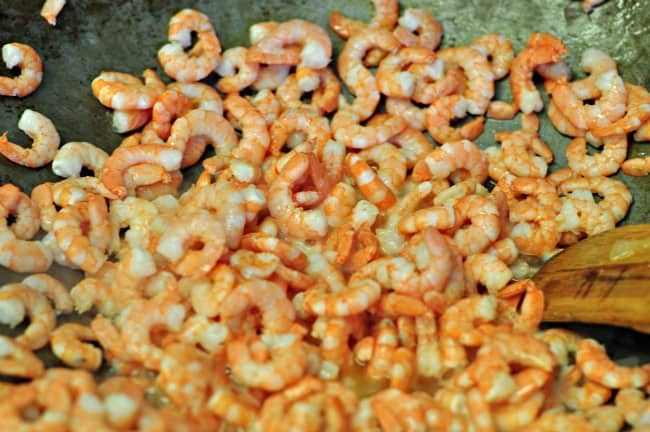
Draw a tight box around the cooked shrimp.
[621,156,650,177]
[269,106,331,154]
[268,152,329,240]
[412,139,488,184]
[576,338,649,388]
[566,135,627,177]
[386,97,427,130]
[393,8,443,51]
[0,284,56,350]
[21,273,73,314]
[329,0,399,40]
[332,109,407,150]
[510,34,567,113]
[228,332,307,391]
[522,412,597,432]
[216,47,260,93]
[498,130,553,178]
[465,253,513,294]
[111,108,151,133]
[376,47,436,98]
[41,0,67,25]
[548,99,586,137]
[436,46,494,115]
[0,109,60,168]
[52,141,108,178]
[303,275,381,317]
[426,94,485,144]
[558,175,632,226]
[591,83,650,137]
[100,144,182,198]
[0,203,52,273]
[0,381,71,431]
[337,28,400,120]
[345,153,396,210]
[0,335,44,378]
[0,42,43,97]
[50,323,102,371]
[157,9,222,82]
[91,69,163,110]
[247,19,332,69]
[471,33,514,80]
[0,183,40,240]
[440,295,497,347]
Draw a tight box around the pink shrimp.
[426,94,485,144]
[216,46,260,93]
[440,295,497,347]
[345,153,396,211]
[497,130,554,178]
[576,338,649,388]
[465,253,513,295]
[247,19,332,69]
[52,141,109,178]
[409,61,463,105]
[385,96,427,130]
[329,0,399,41]
[510,34,568,113]
[50,323,102,371]
[522,412,597,432]
[0,283,56,351]
[471,33,515,80]
[269,107,331,154]
[0,109,60,168]
[41,0,66,25]
[591,83,650,137]
[111,108,151,133]
[91,69,163,110]
[566,135,627,177]
[0,42,43,97]
[412,139,488,183]
[0,336,44,378]
[376,47,437,98]
[223,94,270,165]
[393,8,443,51]
[436,46,495,115]
[621,156,650,177]
[157,9,221,82]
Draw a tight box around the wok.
[0,0,649,373]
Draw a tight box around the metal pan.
[1,0,649,371]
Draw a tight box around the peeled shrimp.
[0,335,44,378]
[0,42,43,97]
[0,109,60,168]
[426,94,485,144]
[591,83,650,138]
[52,141,109,178]
[471,33,514,80]
[91,69,163,110]
[50,323,103,371]
[0,283,56,350]
[393,8,443,51]
[576,338,649,388]
[157,9,222,82]
[21,273,73,314]
[216,46,260,93]
[621,156,650,177]
[412,139,488,184]
[566,135,627,177]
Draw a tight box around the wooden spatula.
[534,224,650,333]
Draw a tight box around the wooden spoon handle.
[535,262,650,333]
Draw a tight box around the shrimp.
[471,33,514,80]
[436,46,494,115]
[522,412,596,432]
[50,323,102,371]
[91,69,163,110]
[269,107,331,154]
[0,335,44,378]
[227,332,307,391]
[224,94,269,165]
[303,274,381,317]
[452,194,500,256]
[240,232,307,270]
[0,42,43,97]
[376,47,437,98]
[0,381,71,431]
[510,34,567,113]
[268,151,329,240]
[497,130,553,178]
[332,108,407,150]
[576,338,649,388]
[111,108,151,133]
[548,99,586,137]
[150,90,192,140]
[21,273,73,314]
[52,198,107,274]
[345,153,396,211]
[52,141,109,178]
[0,109,60,168]
[0,284,56,350]
[633,120,650,142]
[426,95,485,144]
[100,144,182,198]
[216,46,260,93]
[41,0,66,25]
[337,28,400,120]
[329,0,399,41]
[591,83,650,137]
[615,388,650,427]
[393,8,443,51]
[0,183,40,240]
[621,156,650,177]
[247,19,332,69]
[465,253,513,295]
[536,328,583,365]
[566,135,627,177]
[168,81,224,113]
[412,139,488,184]
[167,108,238,167]
[491,392,545,432]
[386,97,427,130]
[409,62,463,105]
[0,203,52,273]
[157,9,222,82]
[440,295,497,347]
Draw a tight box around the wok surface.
[0,0,648,370]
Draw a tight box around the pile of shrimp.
[2,2,650,431]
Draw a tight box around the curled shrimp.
[576,338,649,388]
[0,283,56,350]
[345,152,396,211]
[426,94,485,144]
[0,42,43,97]
[471,33,514,80]
[440,295,497,347]
[621,156,650,177]
[0,183,41,240]
[91,69,163,110]
[497,129,553,178]
[21,273,73,314]
[566,135,627,177]
[269,106,331,154]
[412,139,488,184]
[276,68,341,114]
[436,46,494,115]
[385,96,427,130]
[52,141,109,178]
[225,94,270,165]
[216,46,260,93]
[100,144,182,198]
[112,108,151,133]
[41,0,66,25]
[227,332,307,391]
[268,151,329,240]
[591,83,650,137]
[332,109,407,150]
[510,33,567,113]
[247,19,332,69]
[393,8,443,51]
[0,335,44,378]
[0,109,60,168]
[329,0,399,42]
[157,9,222,82]
[50,323,102,371]
[376,47,437,98]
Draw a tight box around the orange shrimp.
[576,338,649,388]
[426,94,485,144]
[412,139,488,183]
[0,109,60,168]
[345,153,396,210]
[0,42,43,97]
